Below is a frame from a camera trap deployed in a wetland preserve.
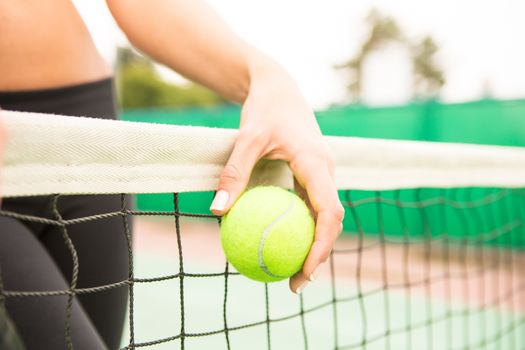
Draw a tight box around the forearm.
[108,0,342,295]
[107,0,279,103]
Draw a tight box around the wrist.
[243,50,294,99]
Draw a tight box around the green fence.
[122,98,525,247]
[123,98,525,146]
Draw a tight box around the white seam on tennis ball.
[258,194,296,279]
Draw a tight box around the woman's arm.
[106,0,253,103]
[106,0,344,294]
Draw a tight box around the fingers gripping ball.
[220,186,315,283]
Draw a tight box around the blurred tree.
[336,9,404,101]
[411,36,445,98]
[115,47,226,109]
[336,9,445,102]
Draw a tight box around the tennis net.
[0,110,524,350]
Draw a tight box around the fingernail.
[295,281,309,294]
[210,190,229,212]
[309,266,320,282]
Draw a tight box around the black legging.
[0,79,129,350]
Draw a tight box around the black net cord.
[264,283,271,350]
[467,189,487,346]
[329,252,339,350]
[510,191,524,349]
[222,236,232,349]
[122,194,135,350]
[375,191,391,350]
[396,189,413,349]
[299,293,308,350]
[51,195,78,350]
[439,189,452,350]
[415,188,433,350]
[173,193,186,349]
[486,189,502,350]
[345,190,368,348]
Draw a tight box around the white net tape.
[2,110,525,197]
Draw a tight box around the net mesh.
[0,111,524,349]
[0,188,524,349]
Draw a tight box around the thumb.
[210,132,262,215]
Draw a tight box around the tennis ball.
[220,186,315,283]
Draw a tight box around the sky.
[74,0,525,109]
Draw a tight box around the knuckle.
[238,127,270,149]
[320,248,332,263]
[220,163,242,186]
[289,153,306,173]
[316,239,334,259]
[295,148,334,173]
[309,148,328,162]
[321,204,345,224]
[290,151,319,173]
[333,204,345,222]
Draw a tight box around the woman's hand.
[210,63,344,294]
[107,0,344,293]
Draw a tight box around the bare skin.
[0,0,344,294]
[0,0,109,91]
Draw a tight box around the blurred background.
[75,0,525,108]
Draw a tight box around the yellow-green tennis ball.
[220,186,315,283]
